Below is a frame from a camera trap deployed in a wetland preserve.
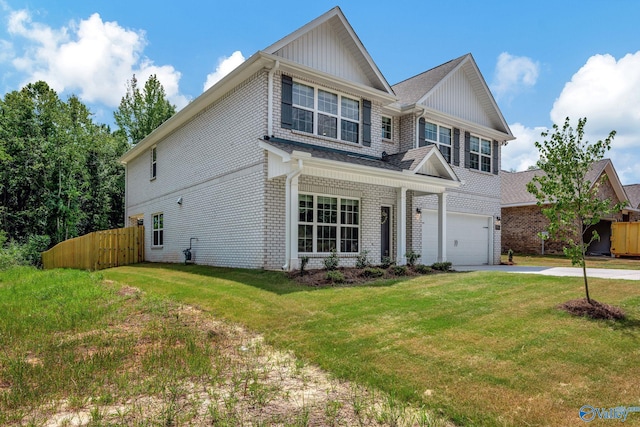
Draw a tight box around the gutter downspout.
[282,158,303,270]
[267,60,280,137]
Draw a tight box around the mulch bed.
[289,266,427,287]
[558,298,626,320]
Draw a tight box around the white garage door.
[422,211,491,265]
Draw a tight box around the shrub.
[392,265,408,276]
[380,256,395,269]
[355,250,370,269]
[361,267,385,278]
[325,270,345,284]
[300,256,310,276]
[414,264,433,274]
[405,250,421,267]
[323,249,339,271]
[431,261,452,272]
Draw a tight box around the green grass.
[101,263,640,426]
[1,266,444,426]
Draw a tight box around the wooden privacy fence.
[42,226,144,270]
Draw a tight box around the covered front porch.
[260,137,460,270]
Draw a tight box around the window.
[292,81,360,143]
[469,135,492,172]
[152,213,163,247]
[298,194,359,254]
[421,121,452,162]
[382,116,392,140]
[150,146,157,179]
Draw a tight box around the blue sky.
[1,0,639,183]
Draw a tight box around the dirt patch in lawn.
[33,284,451,427]
[558,298,626,320]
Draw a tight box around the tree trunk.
[581,243,592,304]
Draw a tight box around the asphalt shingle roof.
[624,184,640,209]
[501,159,610,205]
[391,54,468,105]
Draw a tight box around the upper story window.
[421,120,452,163]
[382,116,392,140]
[150,146,157,180]
[292,81,360,143]
[469,135,492,173]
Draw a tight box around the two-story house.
[120,7,514,270]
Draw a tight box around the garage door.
[422,211,491,265]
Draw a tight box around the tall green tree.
[526,117,624,304]
[113,74,176,145]
[0,81,127,247]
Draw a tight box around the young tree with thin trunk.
[526,117,624,304]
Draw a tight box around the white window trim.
[292,80,361,144]
[150,146,157,180]
[421,120,452,162]
[382,116,393,141]
[298,193,361,255]
[469,135,492,173]
[152,212,164,248]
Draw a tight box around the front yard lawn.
[101,263,640,426]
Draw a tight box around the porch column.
[437,192,447,263]
[396,187,407,265]
[289,175,300,270]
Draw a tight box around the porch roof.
[259,137,461,193]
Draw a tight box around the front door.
[381,206,391,262]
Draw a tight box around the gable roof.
[502,159,629,207]
[264,6,393,95]
[392,54,513,140]
[624,184,640,209]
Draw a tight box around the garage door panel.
[421,211,490,265]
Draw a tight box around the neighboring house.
[120,7,514,270]
[501,159,638,255]
[623,184,640,214]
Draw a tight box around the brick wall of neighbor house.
[264,175,399,270]
[125,71,269,268]
[501,205,566,254]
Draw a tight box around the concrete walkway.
[454,264,640,281]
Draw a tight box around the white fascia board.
[501,202,544,208]
[273,55,397,105]
[120,53,273,164]
[298,155,461,190]
[419,107,515,143]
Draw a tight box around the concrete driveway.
[455,264,640,281]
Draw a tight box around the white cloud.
[501,123,548,172]
[203,51,245,92]
[550,51,640,184]
[491,52,539,99]
[4,8,187,108]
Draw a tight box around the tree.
[526,117,624,304]
[113,74,176,145]
[0,81,127,248]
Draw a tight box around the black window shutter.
[453,128,460,166]
[281,75,293,129]
[418,117,425,147]
[464,131,471,169]
[362,99,371,146]
[492,140,499,175]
